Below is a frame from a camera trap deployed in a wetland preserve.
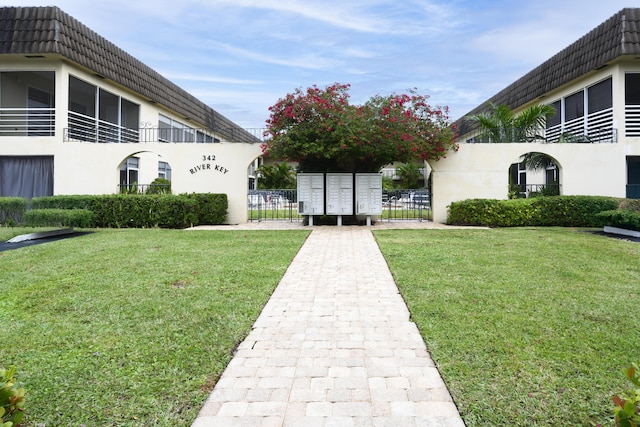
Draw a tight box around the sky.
[4,0,634,129]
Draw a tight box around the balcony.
[65,111,139,143]
[0,108,55,136]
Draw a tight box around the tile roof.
[0,6,259,142]
[456,8,640,136]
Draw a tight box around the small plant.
[1,365,25,427]
[613,363,640,427]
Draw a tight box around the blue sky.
[5,0,633,128]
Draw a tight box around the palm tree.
[396,162,423,189]
[468,102,556,143]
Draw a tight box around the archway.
[509,151,562,198]
[117,151,172,194]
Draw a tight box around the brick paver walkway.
[192,227,465,427]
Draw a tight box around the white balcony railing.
[66,111,139,143]
[0,108,55,136]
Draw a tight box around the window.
[27,87,54,136]
[625,73,640,105]
[0,71,55,137]
[119,157,139,191]
[157,114,195,142]
[0,156,54,198]
[158,161,172,180]
[564,90,584,121]
[588,77,612,113]
[547,100,561,128]
[68,75,139,143]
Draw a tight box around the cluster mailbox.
[297,172,382,225]
[297,173,325,216]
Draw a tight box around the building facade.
[0,6,262,224]
[431,8,640,223]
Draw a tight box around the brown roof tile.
[456,8,640,136]
[0,6,259,142]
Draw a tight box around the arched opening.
[508,151,561,198]
[117,151,172,194]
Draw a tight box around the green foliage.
[23,208,96,228]
[31,195,95,210]
[619,199,640,213]
[256,163,296,189]
[263,83,458,172]
[613,363,640,427]
[448,196,619,227]
[0,198,27,226]
[0,366,25,427]
[145,178,172,194]
[396,162,423,189]
[28,193,227,229]
[597,210,640,232]
[91,194,199,228]
[467,102,556,143]
[184,193,228,225]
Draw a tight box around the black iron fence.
[248,189,431,222]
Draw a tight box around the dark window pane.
[588,77,612,113]
[565,90,584,121]
[547,100,561,127]
[625,73,640,105]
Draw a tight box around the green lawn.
[0,228,309,426]
[374,227,640,426]
[2,226,638,426]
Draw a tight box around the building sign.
[355,173,382,215]
[189,154,230,175]
[326,173,353,216]
[297,173,325,215]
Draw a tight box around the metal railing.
[466,125,617,144]
[248,190,301,222]
[511,184,561,198]
[380,189,431,221]
[117,184,172,194]
[248,189,431,222]
[66,111,139,143]
[0,108,55,136]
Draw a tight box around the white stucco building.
[0,6,263,224]
[430,8,640,223]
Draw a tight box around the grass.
[0,228,309,426]
[3,225,639,425]
[374,227,640,426]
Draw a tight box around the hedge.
[596,210,640,232]
[31,195,95,210]
[4,193,227,229]
[23,209,96,228]
[0,197,27,226]
[448,196,620,227]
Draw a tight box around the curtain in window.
[0,156,54,199]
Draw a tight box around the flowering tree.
[262,83,458,172]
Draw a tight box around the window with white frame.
[158,161,171,180]
[546,76,613,142]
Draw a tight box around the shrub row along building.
[1,6,639,224]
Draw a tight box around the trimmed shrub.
[448,196,619,227]
[531,196,619,227]
[31,195,96,210]
[596,209,640,232]
[0,197,27,226]
[23,208,96,228]
[185,193,227,225]
[91,194,200,228]
[145,178,172,194]
[619,199,640,213]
